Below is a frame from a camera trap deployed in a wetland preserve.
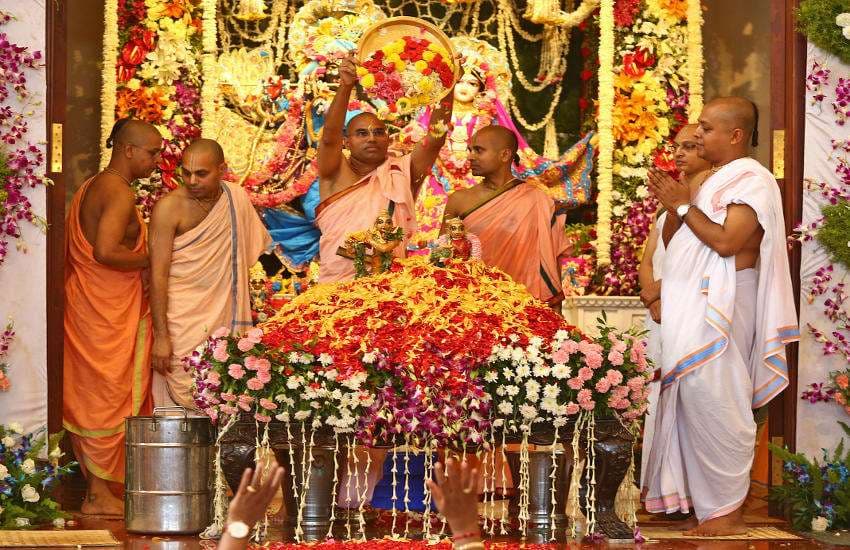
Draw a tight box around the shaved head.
[477,125,519,161]
[704,97,759,147]
[183,138,225,164]
[345,112,384,134]
[110,119,161,149]
[675,123,699,139]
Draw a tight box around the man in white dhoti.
[637,124,711,495]
[643,97,799,536]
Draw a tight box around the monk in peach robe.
[149,139,271,409]
[318,55,454,506]
[443,126,569,306]
[316,54,453,283]
[64,119,162,516]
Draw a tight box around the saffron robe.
[643,157,799,522]
[152,182,271,409]
[462,182,568,303]
[315,155,416,283]
[64,177,152,484]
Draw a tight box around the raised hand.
[426,458,480,539]
[338,54,358,88]
[226,463,285,528]
[648,167,689,213]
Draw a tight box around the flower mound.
[357,36,455,117]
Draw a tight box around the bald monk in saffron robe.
[149,139,271,408]
[315,54,454,282]
[64,119,162,516]
[443,126,570,306]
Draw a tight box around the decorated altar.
[99,0,705,310]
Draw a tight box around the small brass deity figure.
[338,210,404,278]
[430,217,481,266]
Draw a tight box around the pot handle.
[150,406,190,432]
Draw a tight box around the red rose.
[117,64,136,82]
[622,53,644,77]
[634,48,656,69]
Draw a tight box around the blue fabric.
[263,180,321,270]
[370,453,429,512]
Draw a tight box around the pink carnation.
[605,369,623,385]
[211,327,229,339]
[567,377,584,390]
[580,400,596,411]
[259,398,277,410]
[565,402,580,415]
[561,341,579,354]
[220,404,238,415]
[228,364,246,379]
[255,358,272,373]
[583,351,603,369]
[246,377,265,391]
[577,388,593,403]
[630,340,647,363]
[238,395,255,404]
[578,366,594,381]
[205,371,221,385]
[256,369,272,384]
[613,385,630,399]
[254,413,271,423]
[221,392,237,402]
[607,350,624,366]
[237,338,255,352]
[237,401,251,412]
[205,408,218,423]
[245,327,263,343]
[244,356,258,371]
[212,341,229,362]
[608,395,631,410]
[552,348,571,364]
[579,341,603,355]
[627,376,646,391]
[595,378,612,393]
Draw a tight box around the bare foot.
[684,508,747,537]
[81,477,123,517]
[667,516,698,531]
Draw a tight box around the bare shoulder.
[86,173,135,204]
[150,189,186,224]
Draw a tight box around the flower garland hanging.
[685,0,703,121]
[592,0,692,294]
[594,0,615,266]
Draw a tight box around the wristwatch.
[226,520,250,539]
[675,203,691,219]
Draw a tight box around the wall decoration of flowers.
[0,10,48,268]
[0,424,76,529]
[798,0,850,65]
[592,0,692,295]
[106,0,204,218]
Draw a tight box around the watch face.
[228,521,250,538]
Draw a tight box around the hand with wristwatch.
[219,462,285,550]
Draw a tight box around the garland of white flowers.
[201,414,237,539]
[594,0,615,266]
[201,0,219,137]
[99,0,119,168]
[686,0,704,122]
[326,432,341,539]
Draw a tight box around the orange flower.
[835,373,849,389]
[660,0,687,20]
[115,87,169,124]
[836,392,847,405]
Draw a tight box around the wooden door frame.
[46,0,67,435]
[768,0,806,514]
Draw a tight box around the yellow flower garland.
[594,0,615,267]
[99,0,119,168]
[200,0,218,137]
[686,0,704,122]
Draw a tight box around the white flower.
[318,353,334,366]
[492,419,505,428]
[554,329,569,341]
[275,412,290,422]
[53,518,66,529]
[532,364,551,378]
[8,422,23,434]
[496,386,507,397]
[341,372,367,390]
[362,351,377,364]
[287,352,300,363]
[635,185,649,199]
[0,464,8,478]
[509,334,520,343]
[543,384,560,400]
[529,336,543,348]
[286,377,302,390]
[811,516,829,532]
[612,205,626,217]
[498,402,514,415]
[502,367,513,380]
[484,371,499,383]
[2,436,14,448]
[836,13,850,27]
[553,417,568,428]
[15,518,30,527]
[497,347,512,361]
[515,365,531,379]
[293,410,311,421]
[844,26,850,40]
[300,353,314,364]
[525,380,541,395]
[519,404,537,420]
[323,368,338,381]
[510,348,526,362]
[21,484,40,503]
[505,385,520,397]
[21,459,35,475]
[552,364,571,379]
[540,397,559,413]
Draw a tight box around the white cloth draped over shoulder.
[642,157,799,522]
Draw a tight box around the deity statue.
[430,217,481,266]
[338,210,404,278]
[398,35,596,247]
